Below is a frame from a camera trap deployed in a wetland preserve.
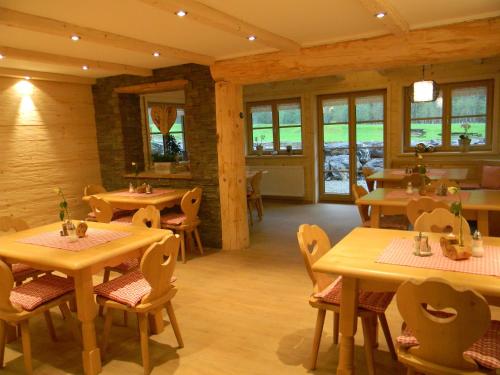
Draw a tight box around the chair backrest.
[414,208,471,241]
[84,184,106,196]
[132,205,160,228]
[180,187,202,225]
[361,167,375,192]
[249,171,263,197]
[140,235,180,305]
[0,260,22,314]
[406,197,449,226]
[396,278,490,371]
[0,216,29,233]
[352,184,370,223]
[480,165,500,189]
[88,197,113,223]
[297,224,333,294]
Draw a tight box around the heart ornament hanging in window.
[150,104,177,135]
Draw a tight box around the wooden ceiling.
[0,0,499,82]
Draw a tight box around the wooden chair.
[414,207,472,243]
[352,184,409,230]
[297,224,396,372]
[362,166,375,192]
[247,171,264,225]
[406,197,449,226]
[396,278,500,374]
[0,216,44,285]
[88,196,135,224]
[83,184,107,196]
[99,206,163,319]
[0,260,79,374]
[161,187,203,263]
[96,235,183,375]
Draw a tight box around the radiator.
[247,165,305,197]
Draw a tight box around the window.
[147,104,187,160]
[247,98,302,154]
[404,80,493,152]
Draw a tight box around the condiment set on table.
[129,182,153,194]
[60,220,88,242]
[414,230,484,259]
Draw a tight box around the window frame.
[403,79,494,152]
[246,98,303,155]
[145,101,187,159]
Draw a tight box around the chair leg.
[257,197,264,220]
[406,368,415,375]
[378,313,397,360]
[59,303,81,345]
[247,200,253,226]
[0,320,6,368]
[333,312,340,345]
[180,231,186,263]
[310,309,326,370]
[123,311,128,327]
[361,316,376,375]
[193,228,204,255]
[101,309,113,355]
[20,321,33,375]
[137,313,150,375]
[43,311,57,342]
[165,301,183,348]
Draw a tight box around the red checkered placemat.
[376,238,500,276]
[17,228,131,252]
[111,189,175,198]
[385,190,470,202]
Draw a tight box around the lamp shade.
[412,80,439,102]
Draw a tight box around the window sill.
[397,150,497,157]
[246,154,305,160]
[124,171,193,180]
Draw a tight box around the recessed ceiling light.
[0,54,4,59]
[82,65,89,70]
[24,76,31,80]
[71,35,81,41]
[375,12,386,19]
[176,10,187,17]
[248,35,256,41]
[152,51,161,57]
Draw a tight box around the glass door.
[319,90,386,201]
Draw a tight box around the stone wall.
[92,64,221,248]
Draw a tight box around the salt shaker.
[406,182,413,194]
[472,230,484,257]
[128,182,134,193]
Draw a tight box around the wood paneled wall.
[244,60,500,202]
[0,77,102,226]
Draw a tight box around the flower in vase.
[54,187,70,222]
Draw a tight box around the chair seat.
[112,258,139,272]
[12,263,40,280]
[363,215,409,230]
[10,274,74,311]
[314,276,394,314]
[95,270,177,307]
[161,212,187,226]
[397,316,500,370]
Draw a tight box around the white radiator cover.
[247,165,305,197]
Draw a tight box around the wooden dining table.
[82,188,188,211]
[0,221,172,375]
[356,188,500,235]
[313,227,500,375]
[366,168,469,188]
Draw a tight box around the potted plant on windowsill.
[458,123,471,152]
[152,134,181,174]
[254,135,265,156]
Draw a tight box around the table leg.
[337,277,359,375]
[74,269,102,375]
[477,211,489,236]
[370,206,381,228]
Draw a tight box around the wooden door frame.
[317,89,387,203]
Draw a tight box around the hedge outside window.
[404,80,493,152]
[148,105,187,160]
[247,99,302,154]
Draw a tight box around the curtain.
[150,104,177,135]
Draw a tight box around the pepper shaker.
[472,230,484,257]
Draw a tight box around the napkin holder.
[440,236,472,260]
[135,183,147,194]
[76,221,88,238]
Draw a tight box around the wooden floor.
[3,201,499,374]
